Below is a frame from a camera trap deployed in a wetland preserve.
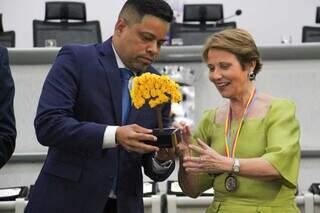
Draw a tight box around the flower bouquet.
[130,72,182,148]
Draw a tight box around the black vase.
[145,128,182,148]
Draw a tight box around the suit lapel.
[98,38,160,126]
[98,38,122,125]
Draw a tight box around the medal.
[223,87,256,192]
[225,174,238,192]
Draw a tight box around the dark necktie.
[120,68,133,124]
[110,68,133,196]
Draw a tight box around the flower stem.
[157,105,164,133]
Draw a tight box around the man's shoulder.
[62,43,99,53]
[0,47,8,68]
[59,43,101,60]
[0,46,8,57]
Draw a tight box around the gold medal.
[225,174,238,192]
[223,88,255,193]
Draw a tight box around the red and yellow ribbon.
[224,88,256,158]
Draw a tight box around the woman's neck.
[229,84,255,120]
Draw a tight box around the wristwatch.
[232,159,240,174]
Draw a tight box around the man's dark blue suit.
[0,46,16,169]
[25,38,174,213]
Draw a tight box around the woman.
[176,29,301,213]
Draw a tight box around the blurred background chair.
[165,180,214,213]
[167,180,214,197]
[169,4,238,46]
[302,7,320,43]
[302,26,320,42]
[183,4,224,25]
[316,6,320,24]
[33,1,102,47]
[0,186,28,202]
[216,21,236,28]
[142,182,162,213]
[0,186,28,213]
[0,14,15,47]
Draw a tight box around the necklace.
[223,87,256,192]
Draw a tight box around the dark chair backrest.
[33,1,102,47]
[302,26,320,43]
[33,20,102,47]
[170,4,237,46]
[0,31,15,48]
[183,4,223,24]
[0,14,3,32]
[170,22,236,46]
[45,1,86,22]
[216,21,236,28]
[0,14,15,47]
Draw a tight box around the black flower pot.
[145,128,182,148]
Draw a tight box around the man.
[25,0,175,213]
[0,46,16,169]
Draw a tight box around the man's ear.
[114,18,128,35]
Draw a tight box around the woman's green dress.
[192,99,301,213]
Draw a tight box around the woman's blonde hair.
[202,28,262,80]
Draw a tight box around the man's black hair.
[121,0,173,23]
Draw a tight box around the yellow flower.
[130,72,182,109]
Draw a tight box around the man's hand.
[155,148,175,163]
[116,124,159,153]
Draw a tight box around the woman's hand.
[172,121,192,157]
[183,138,233,174]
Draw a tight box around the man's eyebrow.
[139,31,167,42]
[140,31,156,37]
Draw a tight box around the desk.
[0,196,162,213]
[8,43,320,64]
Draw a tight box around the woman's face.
[206,48,251,99]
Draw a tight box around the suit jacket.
[26,38,175,213]
[0,46,16,169]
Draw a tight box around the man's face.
[114,15,170,72]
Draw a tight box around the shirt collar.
[111,42,126,69]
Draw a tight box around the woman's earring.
[248,71,256,81]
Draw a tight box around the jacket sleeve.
[142,152,175,182]
[142,102,175,181]
[34,46,106,157]
[0,47,16,168]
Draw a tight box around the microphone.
[216,9,242,23]
[235,9,242,16]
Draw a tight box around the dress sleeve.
[262,99,300,188]
[191,109,216,193]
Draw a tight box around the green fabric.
[192,99,301,213]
